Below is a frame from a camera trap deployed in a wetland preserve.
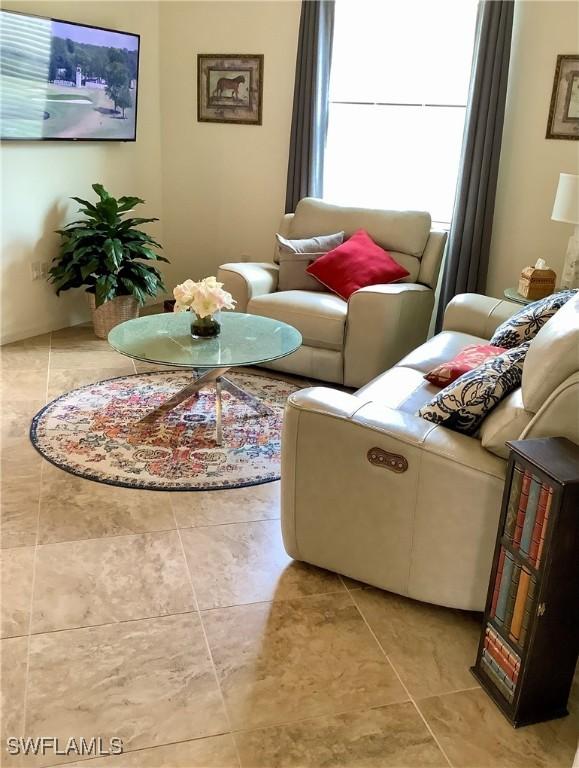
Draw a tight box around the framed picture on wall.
[546,54,579,140]
[197,54,263,125]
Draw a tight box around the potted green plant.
[48,183,168,338]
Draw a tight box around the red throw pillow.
[425,344,508,387]
[305,229,410,300]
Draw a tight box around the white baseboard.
[0,294,171,346]
[0,319,88,345]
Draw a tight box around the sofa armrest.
[278,213,294,237]
[442,293,520,339]
[272,213,295,262]
[217,262,279,313]
[285,388,505,478]
[353,401,505,477]
[344,283,434,388]
[281,388,506,609]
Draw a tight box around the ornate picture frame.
[197,54,263,125]
[546,54,579,140]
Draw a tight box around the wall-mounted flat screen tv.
[0,10,140,141]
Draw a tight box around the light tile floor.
[1,325,577,768]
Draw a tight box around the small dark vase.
[190,312,221,339]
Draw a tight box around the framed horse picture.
[197,54,263,125]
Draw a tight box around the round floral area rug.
[30,370,300,491]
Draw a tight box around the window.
[323,0,478,226]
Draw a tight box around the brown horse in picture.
[212,75,245,100]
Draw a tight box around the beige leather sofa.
[281,292,579,611]
[218,198,447,388]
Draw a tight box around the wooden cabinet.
[471,437,579,727]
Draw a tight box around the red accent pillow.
[305,229,410,300]
[424,344,508,387]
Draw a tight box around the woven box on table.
[518,266,556,301]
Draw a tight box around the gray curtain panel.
[285,0,335,214]
[436,0,514,327]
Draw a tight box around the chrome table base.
[137,368,273,446]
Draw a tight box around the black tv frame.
[0,8,141,142]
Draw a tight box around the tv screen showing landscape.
[0,10,139,140]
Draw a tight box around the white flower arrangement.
[173,276,236,318]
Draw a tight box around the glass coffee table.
[108,311,302,445]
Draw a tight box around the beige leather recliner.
[281,292,579,611]
[218,198,447,388]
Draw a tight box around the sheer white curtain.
[323,0,478,226]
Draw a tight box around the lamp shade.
[552,173,579,225]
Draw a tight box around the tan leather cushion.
[522,373,579,447]
[522,293,579,413]
[344,284,434,389]
[355,366,440,413]
[478,389,533,459]
[261,345,344,385]
[277,252,326,292]
[395,330,489,374]
[217,262,279,314]
[418,230,447,289]
[289,198,431,256]
[443,294,520,339]
[276,231,344,291]
[385,252,420,282]
[287,198,428,281]
[248,290,347,351]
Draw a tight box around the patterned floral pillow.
[490,289,577,348]
[417,343,530,435]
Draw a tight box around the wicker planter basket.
[88,294,139,339]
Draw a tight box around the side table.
[504,287,532,305]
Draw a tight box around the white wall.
[0,0,164,343]
[4,0,575,343]
[159,1,300,283]
[486,0,579,298]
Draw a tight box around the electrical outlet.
[30,261,50,280]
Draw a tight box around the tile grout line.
[382,656,455,768]
[38,732,233,768]
[416,685,481,698]
[23,687,478,768]
[29,515,282,550]
[343,584,455,768]
[21,609,201,639]
[174,514,281,531]
[7,583,361,641]
[347,586,454,768]
[13,585,352,641]
[168,494,243,768]
[20,330,52,736]
[197,585,350,614]
[34,526,180,551]
[339,587,481,695]
[34,524,179,549]
[230,696,442,737]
